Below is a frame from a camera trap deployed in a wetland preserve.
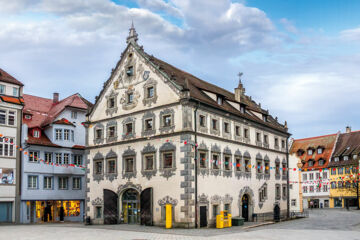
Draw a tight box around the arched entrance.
[122,189,140,224]
[242,194,249,221]
[140,188,153,226]
[273,204,280,222]
[104,189,118,224]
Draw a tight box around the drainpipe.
[194,102,199,228]
[286,136,290,219]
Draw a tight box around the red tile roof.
[53,118,75,126]
[290,134,337,170]
[0,68,24,86]
[26,130,60,148]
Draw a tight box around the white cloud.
[280,18,298,34]
[136,0,183,18]
[340,26,360,41]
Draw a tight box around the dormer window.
[297,149,304,156]
[33,130,40,138]
[25,114,32,120]
[307,149,313,155]
[0,84,4,94]
[317,148,323,154]
[308,160,314,167]
[126,66,134,76]
[13,87,18,97]
[334,157,339,162]
[353,155,358,160]
[262,115,267,122]
[318,159,325,166]
[344,156,349,161]
[240,105,245,114]
[217,96,223,105]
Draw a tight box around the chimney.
[346,126,351,133]
[53,92,59,103]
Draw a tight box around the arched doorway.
[273,204,280,222]
[242,194,249,221]
[122,189,140,224]
[140,188,153,226]
[104,189,118,224]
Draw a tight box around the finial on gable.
[126,21,138,44]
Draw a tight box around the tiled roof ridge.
[294,133,337,142]
[0,68,24,86]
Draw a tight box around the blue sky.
[0,0,359,139]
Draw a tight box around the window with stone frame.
[107,159,116,174]
[126,123,133,135]
[224,203,231,213]
[275,162,280,175]
[141,144,157,179]
[224,122,230,134]
[199,115,206,127]
[256,132,262,142]
[106,90,118,116]
[146,86,154,99]
[95,129,102,140]
[106,121,118,142]
[235,157,241,171]
[212,153,219,170]
[159,109,175,133]
[263,134,269,145]
[95,206,102,218]
[163,152,173,169]
[127,92,134,104]
[275,184,281,199]
[282,184,287,199]
[108,126,116,138]
[143,78,158,106]
[274,137,279,148]
[199,151,207,169]
[259,183,267,202]
[282,162,287,176]
[212,119,218,130]
[264,160,270,174]
[122,117,135,139]
[108,97,115,108]
[244,157,250,172]
[162,115,172,127]
[159,142,176,178]
[126,65,134,76]
[212,204,219,218]
[94,160,103,175]
[243,127,249,139]
[224,155,231,171]
[235,125,241,136]
[281,140,286,149]
[144,119,153,131]
[125,157,134,172]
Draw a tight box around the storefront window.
[62,201,81,217]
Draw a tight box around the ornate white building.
[85,25,290,227]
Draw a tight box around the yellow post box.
[165,204,172,229]
[216,213,224,228]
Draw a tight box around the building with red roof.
[20,92,92,223]
[0,68,24,223]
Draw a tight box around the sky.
[0,0,359,139]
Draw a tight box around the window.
[323,185,328,192]
[29,151,39,162]
[212,119,217,130]
[240,105,245,114]
[94,161,103,175]
[256,132,261,142]
[309,173,314,180]
[334,157,339,162]
[235,158,241,171]
[0,138,15,157]
[224,156,231,170]
[33,130,40,138]
[323,172,328,179]
[308,160,314,167]
[127,93,134,104]
[331,168,336,175]
[44,152,52,163]
[72,177,81,190]
[55,153,62,164]
[63,153,69,165]
[126,66,134,76]
[318,159,325,166]
[44,177,52,190]
[244,128,249,139]
[224,203,230,213]
[199,152,206,168]
[264,135,268,144]
[163,115,172,127]
[345,167,350,174]
[212,154,219,169]
[212,205,219,218]
[331,182,336,189]
[344,156,349,161]
[144,154,154,170]
[276,185,281,199]
[262,115,267,122]
[224,122,229,133]
[108,126,116,137]
[217,96,223,105]
[64,129,70,140]
[8,111,15,125]
[71,130,74,141]
[0,110,5,124]
[317,148,323,154]
[125,157,134,172]
[108,97,115,108]
[199,115,205,127]
[55,129,62,140]
[13,87,18,97]
[257,160,262,173]
[291,199,296,207]
[95,129,102,139]
[282,163,287,175]
[290,184,293,189]
[308,149,313,155]
[338,168,344,174]
[145,119,153,131]
[0,84,5,94]
[59,177,68,190]
[73,155,82,166]
[338,181,343,188]
[245,158,250,172]
[316,173,320,179]
[353,155,358,160]
[28,176,38,189]
[147,87,154,98]
[310,186,314,192]
[345,182,351,188]
[303,186,308,193]
[235,126,240,136]
[96,206,102,218]
[274,138,279,147]
[71,111,77,119]
[275,162,280,175]
[107,159,116,173]
[281,140,286,148]
[25,114,31,120]
[125,123,132,135]
[302,174,307,181]
[264,161,270,174]
[163,152,173,168]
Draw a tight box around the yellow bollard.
[165,204,172,229]
[228,213,232,227]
